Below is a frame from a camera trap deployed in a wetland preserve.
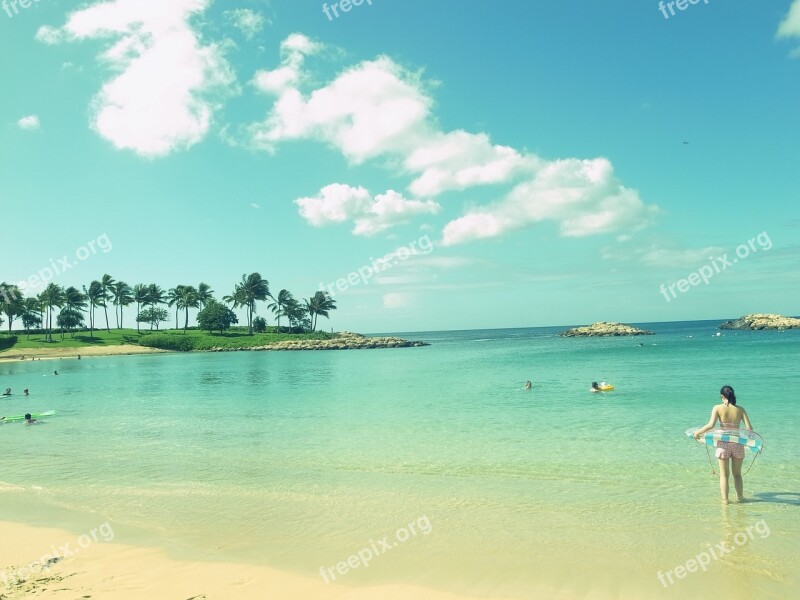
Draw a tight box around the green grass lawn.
[0,328,335,352]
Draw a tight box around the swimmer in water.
[524,381,532,390]
[24,413,37,425]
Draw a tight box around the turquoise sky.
[2,0,799,332]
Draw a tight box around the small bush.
[138,334,196,352]
[0,335,18,350]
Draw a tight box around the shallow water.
[1,321,798,598]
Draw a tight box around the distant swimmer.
[77,355,81,360]
[53,370,59,376]
[2,388,10,396]
[24,389,29,396]
[524,381,532,390]
[24,413,37,425]
[591,381,614,392]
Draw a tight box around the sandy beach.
[0,521,532,600]
[0,345,166,362]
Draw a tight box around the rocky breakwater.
[719,314,800,330]
[560,321,655,337]
[208,332,429,352]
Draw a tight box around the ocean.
[1,320,798,599]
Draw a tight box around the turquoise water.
[1,321,799,599]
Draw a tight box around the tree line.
[0,273,336,340]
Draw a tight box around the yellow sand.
[0,345,166,362]
[0,521,542,600]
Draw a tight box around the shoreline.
[0,332,428,362]
[0,345,167,362]
[0,520,538,600]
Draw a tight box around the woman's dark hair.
[720,385,737,406]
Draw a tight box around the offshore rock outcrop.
[560,322,655,337]
[207,331,429,352]
[719,314,800,330]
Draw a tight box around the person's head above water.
[591,382,599,389]
[720,385,736,406]
[24,413,32,420]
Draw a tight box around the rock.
[719,314,800,330]
[560,321,655,337]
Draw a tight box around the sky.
[1,0,799,333]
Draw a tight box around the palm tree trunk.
[184,306,189,332]
[136,302,140,333]
[104,304,110,333]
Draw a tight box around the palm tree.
[111,281,133,329]
[36,292,46,331]
[284,298,307,330]
[133,284,149,333]
[0,282,24,333]
[222,287,245,326]
[99,274,115,333]
[167,286,184,330]
[305,291,337,331]
[22,297,41,338]
[59,286,87,338]
[145,284,166,330]
[40,283,65,342]
[177,285,199,332]
[268,289,293,332]
[228,273,271,335]
[197,282,214,309]
[83,281,104,339]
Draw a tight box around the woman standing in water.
[694,385,753,503]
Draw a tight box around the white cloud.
[17,115,41,130]
[405,131,539,197]
[35,26,63,45]
[251,54,431,161]
[250,35,659,244]
[777,0,800,38]
[600,240,724,268]
[251,34,323,99]
[383,292,411,309]
[638,246,723,268]
[225,9,267,40]
[295,184,440,236]
[37,0,237,158]
[441,159,658,246]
